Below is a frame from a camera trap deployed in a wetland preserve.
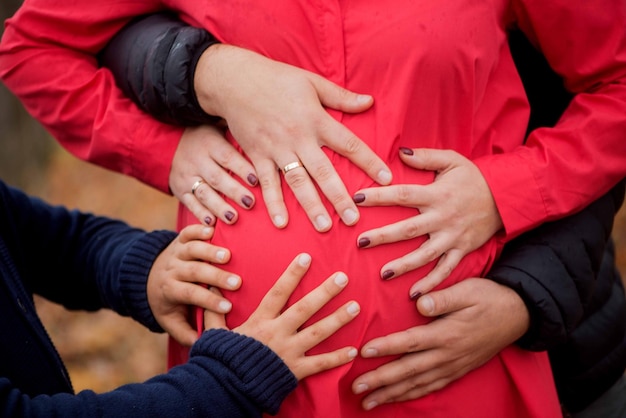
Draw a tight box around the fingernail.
[363,347,378,357]
[420,295,435,314]
[273,215,286,228]
[354,383,369,394]
[241,195,254,208]
[204,216,213,226]
[357,237,370,248]
[348,348,358,359]
[216,250,227,262]
[227,276,240,288]
[356,94,372,105]
[202,227,212,236]
[315,215,331,231]
[347,301,360,315]
[247,173,258,186]
[298,253,312,267]
[381,270,395,280]
[377,169,392,185]
[410,290,422,300]
[365,401,379,411]
[400,147,414,156]
[334,272,348,286]
[352,193,366,204]
[225,211,235,222]
[343,208,358,225]
[218,300,232,312]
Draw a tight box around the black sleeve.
[98,12,220,126]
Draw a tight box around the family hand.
[355,148,503,296]
[204,253,361,380]
[194,44,392,232]
[147,224,242,346]
[351,278,529,410]
[169,125,258,226]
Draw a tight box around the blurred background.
[1,0,625,394]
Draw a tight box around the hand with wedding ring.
[193,44,392,232]
[169,124,258,226]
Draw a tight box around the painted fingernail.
[410,291,422,300]
[347,301,360,315]
[298,253,312,267]
[218,300,232,312]
[334,272,348,286]
[357,237,370,248]
[227,275,240,288]
[315,215,331,231]
[400,146,414,155]
[204,216,213,226]
[343,208,358,225]
[363,347,378,357]
[273,215,287,228]
[224,211,235,222]
[377,169,392,185]
[241,195,254,208]
[247,173,258,186]
[354,383,369,394]
[216,250,227,262]
[352,193,366,204]
[365,401,379,411]
[381,270,395,280]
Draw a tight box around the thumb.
[400,148,459,172]
[313,76,374,113]
[416,284,470,317]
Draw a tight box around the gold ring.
[191,179,205,196]
[282,161,305,174]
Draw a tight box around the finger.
[161,315,202,347]
[178,191,218,226]
[255,158,289,228]
[198,158,256,210]
[356,215,434,249]
[255,253,312,316]
[177,224,215,243]
[182,239,232,265]
[207,137,259,187]
[321,122,392,186]
[360,324,442,358]
[295,346,359,380]
[299,147,360,226]
[415,279,476,317]
[280,157,333,232]
[282,272,352,333]
[171,259,241,291]
[376,237,447,283]
[296,298,360,352]
[398,148,461,172]
[311,74,374,114]
[352,184,433,208]
[169,281,234,313]
[408,249,464,297]
[203,309,228,331]
[189,178,239,224]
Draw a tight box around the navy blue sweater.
[0,180,296,417]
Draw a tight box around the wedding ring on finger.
[282,160,306,175]
[191,179,206,196]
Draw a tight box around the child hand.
[148,224,241,346]
[204,253,360,380]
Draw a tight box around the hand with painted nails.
[147,224,242,346]
[193,44,392,232]
[204,253,361,380]
[351,278,529,410]
[169,125,259,226]
[353,148,503,297]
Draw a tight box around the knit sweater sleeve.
[0,329,297,417]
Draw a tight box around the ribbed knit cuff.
[119,230,177,332]
[191,329,298,414]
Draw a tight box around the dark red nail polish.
[204,216,213,226]
[410,291,422,300]
[242,196,254,208]
[382,270,395,280]
[358,237,370,248]
[247,173,258,186]
[400,147,414,156]
[225,211,235,222]
[353,193,366,204]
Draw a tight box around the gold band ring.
[191,179,206,196]
[282,161,305,174]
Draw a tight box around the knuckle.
[343,135,363,154]
[396,185,414,205]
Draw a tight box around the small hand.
[147,224,242,346]
[169,125,258,226]
[354,148,503,296]
[204,253,361,380]
[194,44,392,231]
[352,278,529,410]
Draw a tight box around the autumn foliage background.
[1,0,625,394]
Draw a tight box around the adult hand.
[147,224,242,346]
[204,253,361,380]
[170,125,258,226]
[354,148,503,296]
[351,278,529,410]
[194,44,392,232]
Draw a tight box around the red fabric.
[3,0,626,416]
